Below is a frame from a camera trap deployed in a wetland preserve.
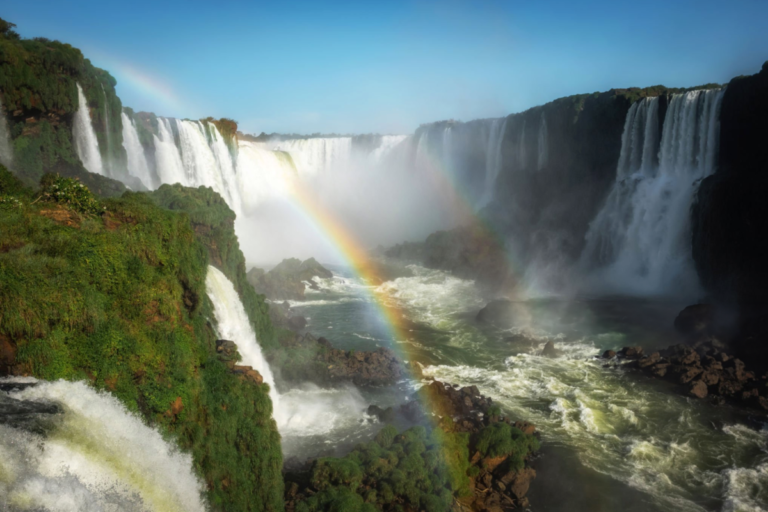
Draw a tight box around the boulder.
[690,380,708,398]
[602,349,617,359]
[541,341,561,358]
[476,300,526,329]
[620,346,643,359]
[637,352,661,368]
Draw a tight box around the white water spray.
[73,83,104,176]
[153,118,187,187]
[121,112,153,189]
[204,266,372,454]
[481,118,507,205]
[0,379,206,512]
[581,89,725,296]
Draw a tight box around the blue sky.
[5,0,768,134]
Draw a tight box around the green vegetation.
[148,183,278,351]
[39,173,104,215]
[0,167,284,511]
[292,417,540,511]
[0,16,126,188]
[476,422,540,471]
[295,425,460,512]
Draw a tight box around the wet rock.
[287,315,307,331]
[232,365,264,385]
[541,341,561,358]
[367,404,396,422]
[476,299,521,329]
[637,352,661,368]
[247,257,333,300]
[690,380,708,398]
[620,346,644,359]
[602,349,617,359]
[650,363,670,377]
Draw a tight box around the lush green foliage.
[39,173,104,215]
[295,425,465,512]
[148,183,278,351]
[476,422,540,471]
[0,170,284,511]
[0,16,126,187]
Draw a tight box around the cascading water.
[204,265,371,455]
[175,120,240,211]
[369,135,407,162]
[236,140,296,214]
[121,112,153,189]
[268,137,352,177]
[0,378,206,512]
[0,96,12,168]
[581,89,725,296]
[537,113,548,170]
[73,83,105,176]
[101,85,113,177]
[153,118,187,187]
[481,118,507,205]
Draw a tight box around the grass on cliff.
[0,167,284,511]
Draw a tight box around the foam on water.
[422,347,768,511]
[0,379,206,512]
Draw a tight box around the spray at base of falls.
[73,83,105,176]
[0,379,206,512]
[580,89,726,296]
[204,265,370,452]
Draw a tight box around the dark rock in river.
[247,257,333,300]
[476,299,524,329]
[541,341,562,358]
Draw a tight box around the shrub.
[39,173,103,215]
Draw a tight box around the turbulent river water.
[282,263,768,512]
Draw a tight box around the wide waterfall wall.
[73,83,105,176]
[0,96,12,168]
[413,118,508,208]
[0,379,206,512]
[267,137,353,177]
[581,89,725,296]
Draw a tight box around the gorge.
[1,13,768,512]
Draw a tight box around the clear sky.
[5,0,768,135]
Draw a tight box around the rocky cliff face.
[692,62,768,306]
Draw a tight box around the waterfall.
[0,378,206,512]
[204,265,372,448]
[518,119,527,169]
[369,135,407,162]
[153,118,187,187]
[581,89,725,295]
[0,96,12,168]
[267,137,352,177]
[121,112,153,189]
[537,113,548,170]
[481,118,507,205]
[175,120,239,210]
[236,140,296,214]
[205,266,280,411]
[101,85,113,177]
[73,83,105,176]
